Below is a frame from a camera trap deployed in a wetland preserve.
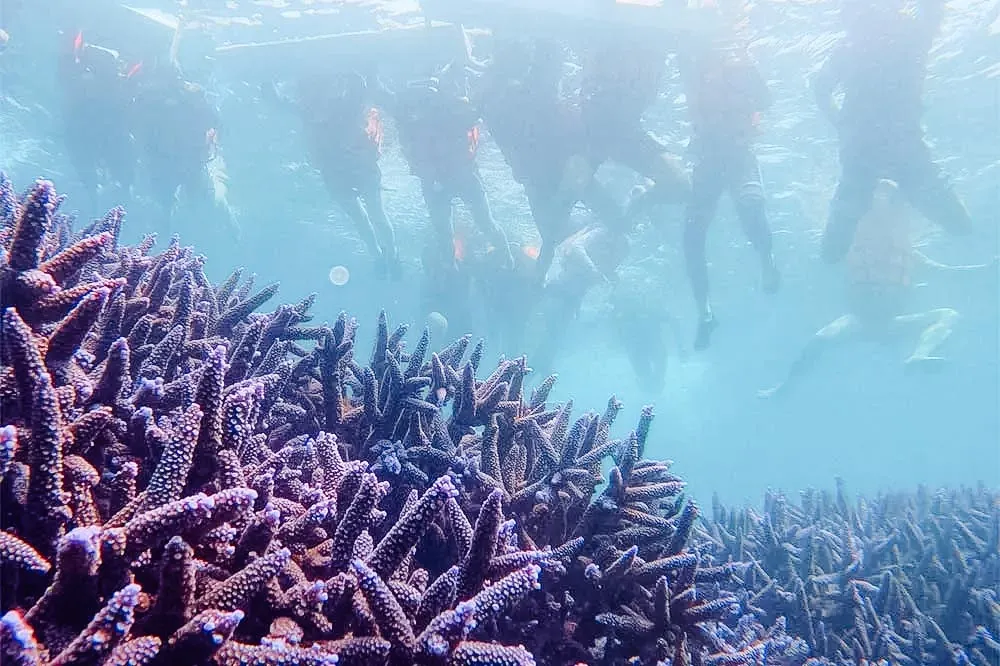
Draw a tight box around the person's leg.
[894,139,973,237]
[358,163,400,279]
[729,146,780,294]
[757,313,862,399]
[822,148,879,264]
[616,128,691,216]
[456,169,514,267]
[684,156,725,351]
[618,314,668,394]
[321,167,383,265]
[526,185,573,278]
[422,180,457,271]
[893,307,959,368]
[63,125,101,209]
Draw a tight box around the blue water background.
[2,0,997,506]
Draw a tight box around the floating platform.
[420,0,699,44]
[104,0,701,80]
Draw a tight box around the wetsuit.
[133,70,218,219]
[298,70,398,274]
[482,39,623,275]
[581,39,689,204]
[58,40,136,208]
[680,45,779,349]
[813,0,971,264]
[392,81,512,269]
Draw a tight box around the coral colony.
[0,176,996,666]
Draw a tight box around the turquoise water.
[1,0,997,507]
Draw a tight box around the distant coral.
[1,176,996,666]
[705,480,1000,666]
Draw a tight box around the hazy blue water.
[2,0,997,506]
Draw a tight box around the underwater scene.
[0,0,997,664]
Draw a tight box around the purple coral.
[0,176,993,666]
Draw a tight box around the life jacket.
[847,198,913,288]
[365,107,384,155]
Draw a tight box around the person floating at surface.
[56,32,137,212]
[296,68,399,279]
[132,60,235,235]
[609,263,687,395]
[532,221,631,375]
[479,37,623,277]
[758,179,993,400]
[579,37,690,218]
[813,0,972,264]
[384,69,513,272]
[677,35,781,350]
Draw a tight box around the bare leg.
[324,168,383,263]
[457,170,514,268]
[894,307,959,368]
[822,152,878,264]
[729,148,780,294]
[422,181,457,270]
[359,181,400,278]
[684,159,724,350]
[758,314,862,399]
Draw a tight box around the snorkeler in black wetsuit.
[57,34,137,211]
[581,38,690,214]
[132,62,231,232]
[678,39,780,350]
[385,71,514,271]
[297,69,399,278]
[813,0,972,264]
[479,38,623,276]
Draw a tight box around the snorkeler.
[533,221,631,374]
[813,0,972,264]
[479,37,624,276]
[608,264,686,395]
[131,60,235,234]
[579,37,690,216]
[758,179,992,399]
[676,36,780,350]
[382,69,514,272]
[57,33,137,211]
[296,68,399,279]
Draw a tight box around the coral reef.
[704,480,1000,666]
[0,176,996,666]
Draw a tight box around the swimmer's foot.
[693,312,718,351]
[904,354,947,373]
[762,258,781,295]
[625,184,649,221]
[756,386,781,400]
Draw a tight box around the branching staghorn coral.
[3,176,994,666]
[704,481,1000,666]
